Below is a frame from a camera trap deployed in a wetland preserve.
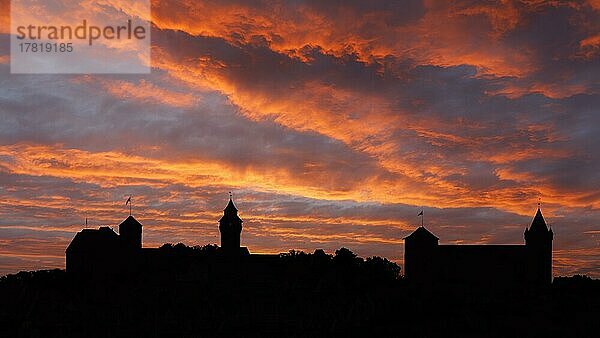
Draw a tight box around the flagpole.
[126,195,132,216]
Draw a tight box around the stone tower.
[524,208,553,285]
[403,226,439,282]
[218,196,243,252]
[119,215,142,249]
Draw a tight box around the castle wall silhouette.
[67,198,553,287]
[404,208,553,286]
[66,197,257,279]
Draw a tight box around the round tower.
[218,195,243,252]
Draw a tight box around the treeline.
[155,243,401,283]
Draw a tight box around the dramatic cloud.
[0,0,598,277]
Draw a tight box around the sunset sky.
[0,0,599,277]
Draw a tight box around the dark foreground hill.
[1,246,598,337]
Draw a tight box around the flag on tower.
[417,210,423,216]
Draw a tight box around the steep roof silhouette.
[119,215,142,229]
[529,208,548,232]
[224,198,238,212]
[66,226,119,252]
[404,226,439,241]
[219,198,242,223]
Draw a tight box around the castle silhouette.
[6,200,595,338]
[404,208,553,286]
[66,196,263,278]
[67,197,553,287]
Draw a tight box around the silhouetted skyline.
[51,198,592,336]
[1,1,599,278]
[65,196,556,286]
[1,198,597,336]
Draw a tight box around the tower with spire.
[404,205,555,287]
[219,193,243,253]
[524,207,554,285]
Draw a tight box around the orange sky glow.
[0,0,598,277]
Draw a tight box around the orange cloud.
[0,0,8,34]
[101,79,197,108]
[1,0,598,278]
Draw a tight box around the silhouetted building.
[66,197,250,277]
[404,208,553,287]
[218,197,249,255]
[66,226,121,278]
[119,215,142,249]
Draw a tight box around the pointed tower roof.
[404,226,439,241]
[118,215,142,229]
[224,198,238,212]
[528,208,548,233]
[219,197,242,223]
